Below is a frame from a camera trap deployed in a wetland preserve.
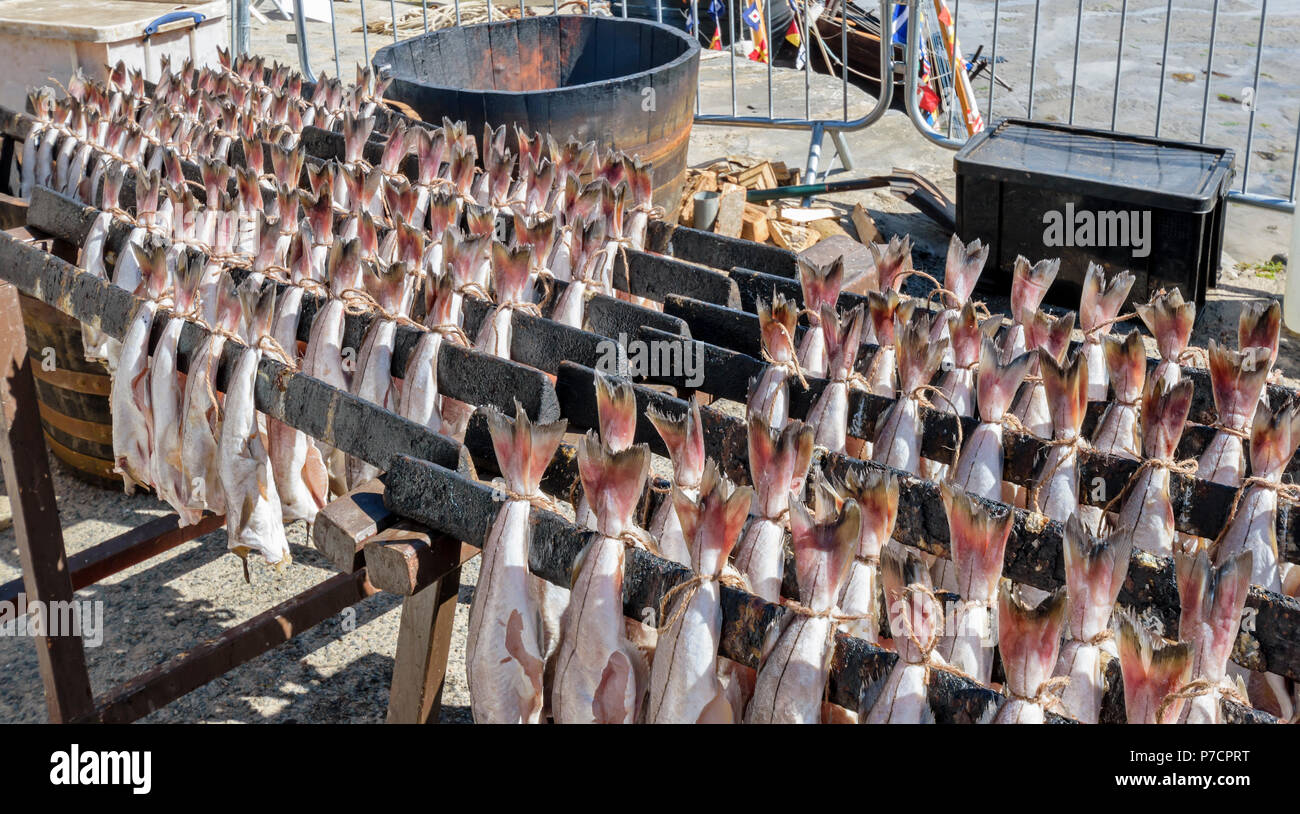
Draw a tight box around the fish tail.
[942,482,1014,602]
[944,234,989,305]
[1141,378,1193,459]
[1040,347,1088,439]
[647,396,706,489]
[789,495,862,611]
[976,337,1032,422]
[1114,608,1193,723]
[673,461,752,575]
[997,581,1068,699]
[576,432,649,538]
[1101,329,1146,405]
[485,401,568,497]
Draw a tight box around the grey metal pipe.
[1241,0,1269,195]
[292,0,316,82]
[1111,0,1127,131]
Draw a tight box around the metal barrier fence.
[242,0,1297,212]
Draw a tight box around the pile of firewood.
[675,157,880,253]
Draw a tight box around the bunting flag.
[742,0,768,63]
[709,14,723,50]
[785,0,805,70]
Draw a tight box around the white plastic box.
[0,0,229,111]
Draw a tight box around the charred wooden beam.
[611,247,741,307]
[554,360,1300,681]
[0,231,463,473]
[645,219,796,278]
[383,452,1035,717]
[25,186,560,422]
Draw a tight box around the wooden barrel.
[17,294,121,488]
[373,16,700,217]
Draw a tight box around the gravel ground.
[2,1,1296,723]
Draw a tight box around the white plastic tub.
[0,0,229,110]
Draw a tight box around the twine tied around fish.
[1097,455,1200,535]
[761,322,811,390]
[895,269,958,310]
[1029,433,1090,516]
[1082,311,1138,343]
[894,583,981,686]
[1155,678,1251,724]
[1211,475,1300,552]
[491,481,567,516]
[340,287,423,329]
[908,384,964,476]
[1006,675,1071,716]
[656,569,751,634]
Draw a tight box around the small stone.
[1270,252,1287,266]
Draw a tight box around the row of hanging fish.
[14,56,657,572]
[461,227,1298,723]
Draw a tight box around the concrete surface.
[2,1,1297,723]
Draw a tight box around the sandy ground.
[2,1,1297,722]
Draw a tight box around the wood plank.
[312,477,395,573]
[363,522,478,596]
[0,281,94,722]
[386,571,461,724]
[0,512,224,605]
[94,570,378,723]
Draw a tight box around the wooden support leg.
[0,281,95,722]
[386,567,461,724]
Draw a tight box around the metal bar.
[1241,0,1268,195]
[1067,0,1080,123]
[766,0,773,118]
[0,280,95,723]
[390,0,399,43]
[695,0,893,132]
[1111,0,1127,131]
[904,0,963,148]
[95,570,377,723]
[729,0,737,117]
[0,513,224,605]
[1026,0,1040,119]
[1199,0,1220,143]
[802,122,824,204]
[331,0,342,77]
[1154,0,1173,136]
[293,0,317,83]
[360,0,370,61]
[422,0,429,33]
[989,0,1001,121]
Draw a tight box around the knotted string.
[1155,678,1251,724]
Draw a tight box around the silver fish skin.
[1078,263,1135,401]
[647,464,751,724]
[1113,378,1193,558]
[950,338,1031,501]
[553,433,650,724]
[941,483,1013,685]
[1053,515,1130,723]
[646,398,707,568]
[747,497,860,724]
[1090,330,1145,459]
[865,547,942,724]
[1176,549,1253,724]
[733,417,814,603]
[832,469,898,643]
[79,212,114,361]
[747,295,801,431]
[872,313,948,475]
[149,311,203,524]
[1036,348,1087,523]
[110,300,156,493]
[806,304,865,455]
[1197,343,1271,486]
[465,406,564,724]
[217,345,291,565]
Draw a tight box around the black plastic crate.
[954,118,1235,310]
